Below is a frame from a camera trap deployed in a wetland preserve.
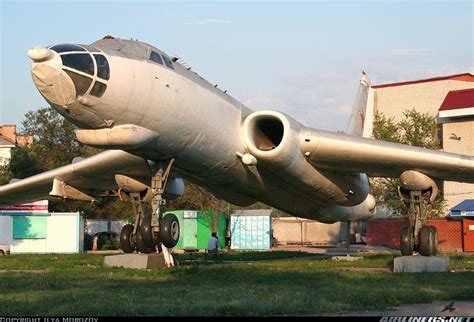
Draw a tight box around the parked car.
[0,245,10,255]
[93,231,120,250]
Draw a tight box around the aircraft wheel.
[400,225,413,256]
[136,229,155,253]
[419,226,438,257]
[160,214,180,248]
[140,214,156,249]
[120,224,136,253]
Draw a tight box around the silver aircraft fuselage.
[28,38,376,222]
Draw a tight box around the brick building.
[0,125,33,166]
[369,73,474,212]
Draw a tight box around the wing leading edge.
[0,150,152,206]
[300,128,474,183]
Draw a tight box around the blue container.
[230,211,271,250]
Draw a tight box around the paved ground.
[272,244,399,255]
[323,301,474,317]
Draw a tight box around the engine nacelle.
[242,110,301,168]
[115,175,185,203]
[242,110,369,207]
[398,170,438,203]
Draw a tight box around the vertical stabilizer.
[345,73,374,138]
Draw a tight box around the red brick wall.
[367,220,407,249]
[429,219,463,252]
[367,219,463,252]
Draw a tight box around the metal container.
[164,210,226,250]
[230,210,272,250]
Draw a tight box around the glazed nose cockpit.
[28,43,110,106]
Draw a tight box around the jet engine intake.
[398,170,439,203]
[242,110,369,207]
[243,110,300,164]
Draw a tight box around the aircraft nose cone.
[28,47,52,62]
[31,64,76,106]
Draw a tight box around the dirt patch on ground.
[335,267,391,272]
[0,269,49,274]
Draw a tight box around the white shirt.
[207,236,219,251]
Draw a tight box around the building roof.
[450,199,474,212]
[0,137,15,147]
[439,88,474,111]
[372,73,474,89]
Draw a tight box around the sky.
[1,0,472,131]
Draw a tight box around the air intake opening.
[254,117,284,151]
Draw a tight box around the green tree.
[371,108,446,218]
[21,107,97,170]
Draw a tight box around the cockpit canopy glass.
[50,44,86,53]
[53,43,110,99]
[162,55,174,70]
[61,54,94,75]
[150,51,163,65]
[94,54,110,80]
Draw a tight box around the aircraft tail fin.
[345,73,374,138]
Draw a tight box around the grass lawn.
[0,252,473,316]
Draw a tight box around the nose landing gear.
[119,159,180,254]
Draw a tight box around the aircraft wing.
[0,150,152,206]
[301,128,474,182]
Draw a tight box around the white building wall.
[46,213,81,253]
[0,147,12,166]
[0,216,13,245]
[442,120,474,210]
[12,238,48,253]
[374,80,474,121]
[0,213,82,253]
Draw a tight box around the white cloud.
[185,19,232,25]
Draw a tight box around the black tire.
[0,250,4,255]
[160,214,180,248]
[140,214,156,249]
[136,229,155,253]
[419,226,438,256]
[400,225,413,256]
[120,224,136,253]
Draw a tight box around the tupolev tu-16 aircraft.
[1,36,473,256]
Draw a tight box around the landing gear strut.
[399,189,438,256]
[119,159,180,253]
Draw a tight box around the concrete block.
[104,253,179,269]
[393,255,449,273]
[332,255,363,261]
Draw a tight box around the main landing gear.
[399,189,438,257]
[119,159,180,254]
